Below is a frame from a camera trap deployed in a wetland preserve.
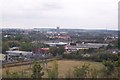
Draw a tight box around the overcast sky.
[0,0,119,30]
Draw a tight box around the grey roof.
[66,43,108,49]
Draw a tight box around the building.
[6,51,33,61]
[56,26,60,34]
[33,48,49,54]
[45,42,68,46]
[10,47,19,51]
[65,43,108,53]
[33,48,51,59]
[6,51,32,56]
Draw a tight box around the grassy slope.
[2,60,104,78]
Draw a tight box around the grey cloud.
[42,2,63,10]
[2,1,63,20]
[1,0,119,30]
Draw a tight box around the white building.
[45,42,68,46]
[6,51,32,56]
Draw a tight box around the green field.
[2,60,104,78]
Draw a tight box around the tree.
[8,41,20,48]
[14,35,23,41]
[57,46,65,55]
[49,46,65,56]
[102,59,115,77]
[49,47,58,56]
[31,61,44,78]
[20,42,36,51]
[2,41,9,53]
[114,54,120,77]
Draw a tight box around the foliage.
[57,46,65,55]
[49,46,65,56]
[63,52,118,62]
[12,72,20,78]
[8,41,20,48]
[97,53,118,62]
[2,41,9,53]
[62,53,82,60]
[20,42,36,51]
[14,35,23,41]
[90,68,99,78]
[102,59,115,77]
[114,55,120,77]
[31,61,44,78]
[49,47,58,56]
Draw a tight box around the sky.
[0,0,119,30]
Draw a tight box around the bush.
[31,61,44,78]
[62,52,118,62]
[62,53,82,60]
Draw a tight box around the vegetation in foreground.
[2,58,120,78]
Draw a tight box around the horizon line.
[1,27,118,31]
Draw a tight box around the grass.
[0,54,5,60]
[2,60,104,78]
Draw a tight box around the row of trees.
[2,40,50,53]
[2,31,48,42]
[49,46,65,56]
[62,52,118,62]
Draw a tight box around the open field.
[2,60,104,78]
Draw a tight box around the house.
[33,48,49,54]
[65,45,89,53]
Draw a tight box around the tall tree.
[49,47,58,56]
[31,61,44,78]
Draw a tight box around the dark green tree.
[57,46,65,55]
[2,41,9,53]
[102,59,115,77]
[20,42,36,51]
[49,47,58,56]
[31,61,44,78]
